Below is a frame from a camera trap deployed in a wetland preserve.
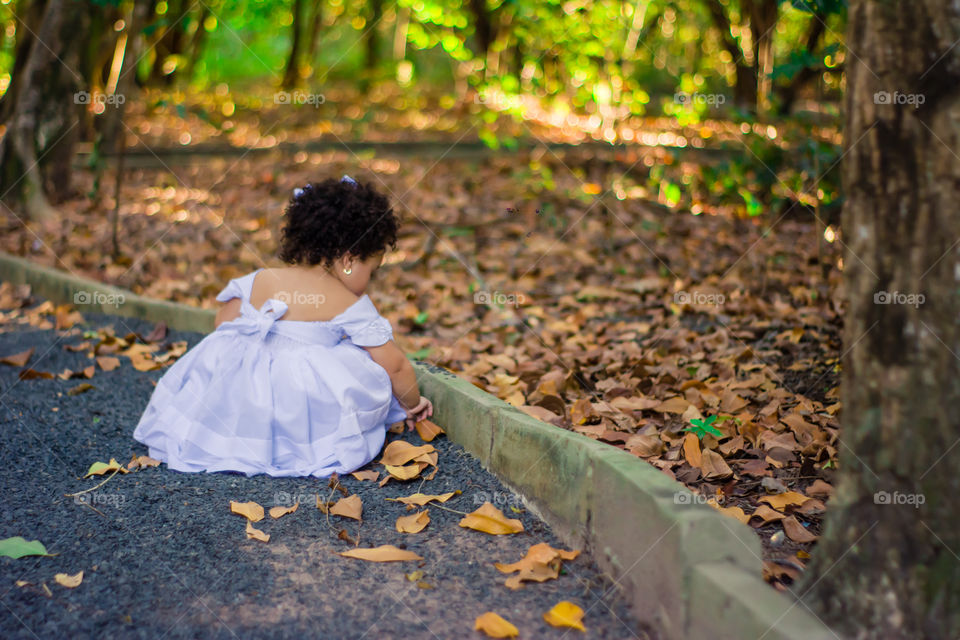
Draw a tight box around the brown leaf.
[1,348,34,367]
[653,396,691,414]
[759,491,809,511]
[459,502,524,535]
[337,545,423,562]
[18,369,55,380]
[350,470,379,482]
[806,479,833,498]
[682,432,702,467]
[750,504,787,526]
[96,356,121,372]
[396,510,430,533]
[230,500,265,522]
[700,448,732,479]
[54,571,83,588]
[379,441,436,466]
[245,520,270,542]
[782,515,818,542]
[624,433,664,457]
[414,418,444,442]
[269,503,299,519]
[707,499,750,524]
[67,383,94,396]
[329,494,362,521]
[387,491,459,506]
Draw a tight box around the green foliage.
[685,415,723,440]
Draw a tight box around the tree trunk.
[801,1,960,638]
[0,0,84,221]
[282,0,304,90]
[704,0,758,110]
[361,0,383,92]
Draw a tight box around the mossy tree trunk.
[801,1,960,638]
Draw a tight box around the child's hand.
[403,397,433,431]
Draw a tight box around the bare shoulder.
[250,266,360,321]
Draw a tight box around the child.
[133,174,433,478]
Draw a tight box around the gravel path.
[0,300,653,639]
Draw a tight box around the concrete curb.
[0,251,841,640]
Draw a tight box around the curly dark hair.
[277,176,400,267]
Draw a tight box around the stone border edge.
[0,251,840,640]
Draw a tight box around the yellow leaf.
[543,601,586,631]
[383,462,425,480]
[387,491,459,506]
[459,502,524,535]
[495,542,579,573]
[350,470,379,482]
[759,491,810,511]
[230,500,265,522]
[54,571,83,588]
[682,432,702,467]
[329,495,362,521]
[338,544,423,562]
[83,458,129,478]
[474,612,519,638]
[415,419,445,442]
[396,510,430,533]
[245,520,270,542]
[269,503,299,519]
[706,499,750,525]
[379,441,436,466]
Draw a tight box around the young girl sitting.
[133,174,433,478]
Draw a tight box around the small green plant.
[685,415,723,439]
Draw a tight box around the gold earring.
[343,267,352,275]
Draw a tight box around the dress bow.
[234,298,289,340]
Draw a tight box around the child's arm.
[214,298,242,329]
[362,340,420,409]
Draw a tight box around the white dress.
[132,268,408,477]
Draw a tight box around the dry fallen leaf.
[96,356,121,371]
[707,499,750,525]
[126,455,161,471]
[396,510,430,533]
[700,448,733,480]
[682,432,702,467]
[230,500,265,522]
[750,504,787,526]
[387,491,459,506]
[543,601,586,631]
[474,611,519,638]
[245,520,270,542]
[379,440,436,466]
[269,503,299,519]
[54,571,83,588]
[329,495,362,521]
[350,470,379,482]
[383,462,427,481]
[337,545,423,562]
[782,515,818,543]
[459,502,524,535]
[414,418,445,442]
[83,458,129,478]
[759,491,809,511]
[1,348,34,367]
